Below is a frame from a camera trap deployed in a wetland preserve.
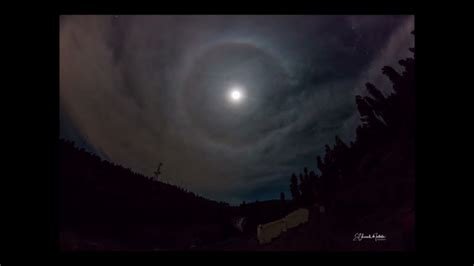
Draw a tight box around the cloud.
[60,15,413,203]
[354,15,415,97]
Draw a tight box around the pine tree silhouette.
[290,173,300,203]
[289,30,415,227]
[153,162,163,181]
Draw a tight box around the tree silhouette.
[308,170,318,204]
[290,173,300,203]
[288,30,415,233]
[280,192,285,202]
[153,162,163,181]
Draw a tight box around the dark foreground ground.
[60,203,414,251]
[196,206,413,251]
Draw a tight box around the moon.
[180,41,289,148]
[231,90,241,100]
[228,86,244,103]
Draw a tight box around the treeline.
[285,31,415,226]
[59,139,233,246]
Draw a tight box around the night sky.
[59,15,414,204]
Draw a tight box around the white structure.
[257,218,287,244]
[285,208,309,229]
[257,208,309,245]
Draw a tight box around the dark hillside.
[59,139,234,250]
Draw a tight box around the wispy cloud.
[60,15,413,202]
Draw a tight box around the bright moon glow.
[231,90,241,100]
[228,86,244,103]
